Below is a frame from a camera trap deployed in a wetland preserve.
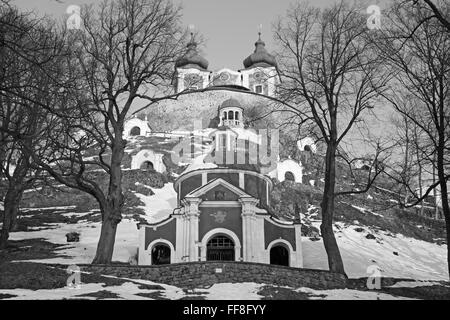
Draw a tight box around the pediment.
[185,178,252,200]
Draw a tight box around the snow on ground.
[0,281,183,300]
[7,202,449,280]
[21,205,77,212]
[60,211,94,218]
[0,279,418,300]
[296,287,415,300]
[135,183,178,223]
[303,222,449,281]
[344,202,384,218]
[193,283,265,300]
[388,281,444,288]
[9,218,139,264]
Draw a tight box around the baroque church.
[129,33,316,268]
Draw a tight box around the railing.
[222,119,241,127]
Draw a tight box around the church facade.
[137,167,303,267]
[137,32,304,268]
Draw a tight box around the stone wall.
[80,261,347,290]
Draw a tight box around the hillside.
[0,133,449,300]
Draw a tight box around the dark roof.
[175,34,209,71]
[218,98,242,110]
[243,34,277,69]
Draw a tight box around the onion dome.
[243,33,277,69]
[175,33,209,70]
[218,98,243,110]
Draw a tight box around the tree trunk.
[91,135,125,264]
[92,212,119,264]
[0,155,29,249]
[320,141,346,275]
[0,187,23,249]
[436,141,450,278]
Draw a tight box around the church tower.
[240,32,279,96]
[174,33,210,93]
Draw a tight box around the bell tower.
[174,32,211,93]
[240,32,280,96]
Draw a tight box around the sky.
[12,0,344,70]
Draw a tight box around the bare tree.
[409,0,450,32]
[0,3,67,247]
[274,0,390,274]
[377,2,450,275]
[29,0,186,264]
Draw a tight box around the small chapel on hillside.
[136,33,305,268]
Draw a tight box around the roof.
[184,178,253,199]
[243,34,277,69]
[175,34,209,71]
[218,98,242,110]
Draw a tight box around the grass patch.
[0,262,127,290]
[178,295,206,300]
[138,283,165,290]
[257,285,326,300]
[0,238,68,264]
[347,277,450,300]
[135,291,170,300]
[75,290,122,300]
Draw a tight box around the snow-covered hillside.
[303,223,449,281]
[6,193,449,281]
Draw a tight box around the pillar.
[239,197,259,262]
[185,197,201,262]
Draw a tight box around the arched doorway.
[140,160,154,170]
[207,235,235,261]
[130,126,141,136]
[284,171,295,181]
[151,243,171,265]
[270,244,289,266]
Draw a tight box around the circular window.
[253,71,263,80]
[219,72,230,81]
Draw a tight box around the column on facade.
[138,225,147,265]
[239,197,259,262]
[175,212,187,263]
[184,197,201,262]
[294,224,303,268]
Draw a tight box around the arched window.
[207,235,235,261]
[270,244,289,266]
[151,243,171,265]
[140,161,154,170]
[223,111,227,120]
[303,145,311,152]
[284,171,295,181]
[235,111,239,120]
[228,110,234,120]
[130,126,141,136]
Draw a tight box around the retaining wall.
[79,261,347,290]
